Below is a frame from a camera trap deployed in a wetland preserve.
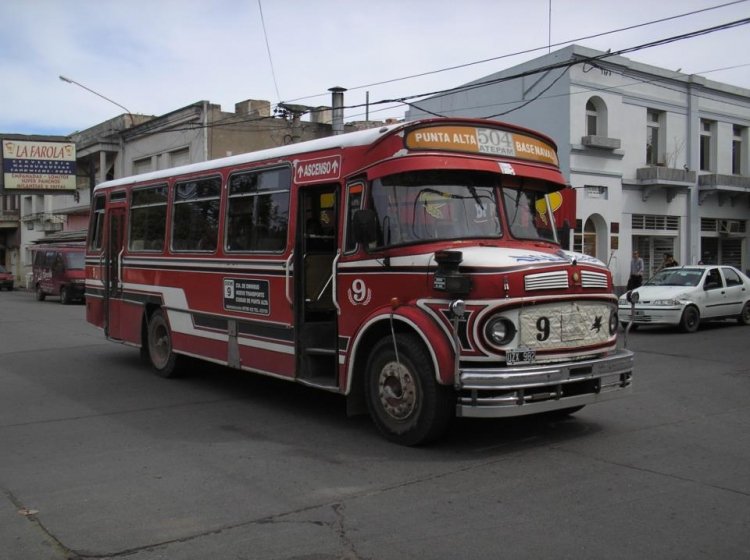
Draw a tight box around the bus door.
[294,184,339,388]
[104,206,126,340]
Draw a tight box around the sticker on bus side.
[223,278,270,315]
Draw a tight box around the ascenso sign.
[294,155,341,183]
[405,125,559,166]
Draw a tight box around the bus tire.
[60,286,72,305]
[146,309,183,378]
[364,333,454,446]
[36,285,46,301]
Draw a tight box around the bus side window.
[226,167,291,252]
[129,185,167,252]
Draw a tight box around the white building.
[406,45,750,290]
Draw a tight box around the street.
[1,289,749,560]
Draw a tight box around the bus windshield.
[502,187,558,243]
[369,170,502,248]
[368,170,559,248]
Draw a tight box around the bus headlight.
[484,317,516,346]
[609,310,618,335]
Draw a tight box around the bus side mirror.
[352,209,378,245]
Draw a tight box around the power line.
[281,0,749,105]
[130,18,750,135]
[257,0,281,103]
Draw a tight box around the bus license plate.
[506,348,536,365]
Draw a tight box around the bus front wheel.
[364,334,454,446]
[146,310,183,378]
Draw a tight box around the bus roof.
[94,121,404,191]
[93,117,561,192]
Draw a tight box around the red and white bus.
[85,117,633,445]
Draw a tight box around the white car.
[618,265,750,333]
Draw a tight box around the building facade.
[406,45,750,290]
[4,97,364,285]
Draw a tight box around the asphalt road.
[1,289,749,560]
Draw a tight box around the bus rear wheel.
[146,309,183,378]
[364,334,454,446]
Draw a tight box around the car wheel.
[738,302,750,326]
[679,306,700,333]
[35,285,46,301]
[364,333,454,446]
[146,309,184,378]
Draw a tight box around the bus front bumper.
[456,349,633,418]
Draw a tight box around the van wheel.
[35,286,46,301]
[146,310,183,378]
[60,286,72,305]
[364,334,454,446]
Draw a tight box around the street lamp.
[59,75,134,125]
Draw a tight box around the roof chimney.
[329,87,346,136]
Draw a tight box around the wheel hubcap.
[378,362,417,420]
[151,325,170,367]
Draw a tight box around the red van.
[32,244,86,304]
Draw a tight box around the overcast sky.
[1,0,748,136]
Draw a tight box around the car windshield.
[368,170,502,248]
[645,269,703,287]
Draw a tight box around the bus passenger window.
[226,167,291,252]
[89,195,106,251]
[129,185,168,251]
[172,177,221,252]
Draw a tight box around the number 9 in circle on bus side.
[536,316,550,341]
[347,278,372,306]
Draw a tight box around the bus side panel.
[86,293,105,329]
[238,344,296,380]
[117,301,146,345]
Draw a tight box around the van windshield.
[65,252,85,270]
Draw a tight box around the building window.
[226,167,291,252]
[699,119,714,172]
[732,125,744,175]
[133,157,152,175]
[170,148,190,167]
[171,176,221,252]
[586,100,598,136]
[646,110,662,165]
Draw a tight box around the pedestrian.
[627,250,644,290]
[662,253,678,269]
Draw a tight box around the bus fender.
[345,305,456,397]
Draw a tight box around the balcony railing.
[581,135,621,150]
[634,166,695,202]
[698,173,750,204]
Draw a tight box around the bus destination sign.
[405,125,558,166]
